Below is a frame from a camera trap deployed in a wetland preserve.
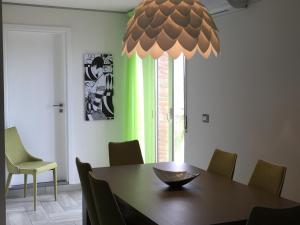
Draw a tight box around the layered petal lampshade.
[122,0,220,59]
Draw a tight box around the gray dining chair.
[76,157,137,225]
[246,205,300,225]
[76,158,99,225]
[108,140,144,166]
[211,206,300,225]
[211,221,246,225]
[88,172,127,225]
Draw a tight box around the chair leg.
[24,174,28,198]
[5,173,13,196]
[33,173,37,211]
[53,168,57,201]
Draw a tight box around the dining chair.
[246,205,300,225]
[207,149,237,179]
[76,158,141,225]
[88,171,127,225]
[76,158,99,225]
[108,140,144,166]
[212,206,300,225]
[5,127,57,211]
[211,221,247,225]
[248,160,286,196]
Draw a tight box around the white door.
[4,28,68,185]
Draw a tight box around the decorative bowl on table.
[153,167,200,188]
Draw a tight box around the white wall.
[186,0,300,202]
[3,4,127,183]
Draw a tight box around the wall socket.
[202,114,209,123]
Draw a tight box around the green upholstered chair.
[88,172,127,225]
[207,149,237,179]
[248,160,286,196]
[76,158,99,225]
[5,127,57,211]
[246,205,300,225]
[108,140,144,166]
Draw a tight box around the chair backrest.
[75,158,99,225]
[207,149,237,179]
[247,205,300,225]
[248,160,286,196]
[108,140,144,166]
[5,127,32,166]
[88,172,126,225]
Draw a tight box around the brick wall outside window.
[157,53,170,162]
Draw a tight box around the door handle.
[53,103,63,107]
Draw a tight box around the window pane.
[157,53,171,162]
[173,55,185,163]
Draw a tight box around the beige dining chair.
[108,140,144,166]
[248,160,286,196]
[5,127,57,211]
[207,149,237,179]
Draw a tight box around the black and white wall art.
[84,53,114,121]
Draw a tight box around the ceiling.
[3,0,232,13]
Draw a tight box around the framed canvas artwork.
[84,53,114,121]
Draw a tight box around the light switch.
[202,114,209,123]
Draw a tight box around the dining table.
[83,162,297,225]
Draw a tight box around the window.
[156,53,185,163]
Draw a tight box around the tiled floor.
[6,190,82,225]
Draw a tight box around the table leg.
[82,197,91,225]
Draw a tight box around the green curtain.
[123,12,156,163]
[142,56,156,163]
[123,54,139,141]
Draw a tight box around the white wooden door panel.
[5,29,67,185]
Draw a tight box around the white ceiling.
[3,0,232,13]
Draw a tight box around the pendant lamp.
[122,0,220,59]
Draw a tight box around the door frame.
[0,2,6,223]
[3,24,72,183]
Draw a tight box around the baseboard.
[9,180,68,190]
[6,181,81,199]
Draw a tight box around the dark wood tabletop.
[88,162,297,225]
